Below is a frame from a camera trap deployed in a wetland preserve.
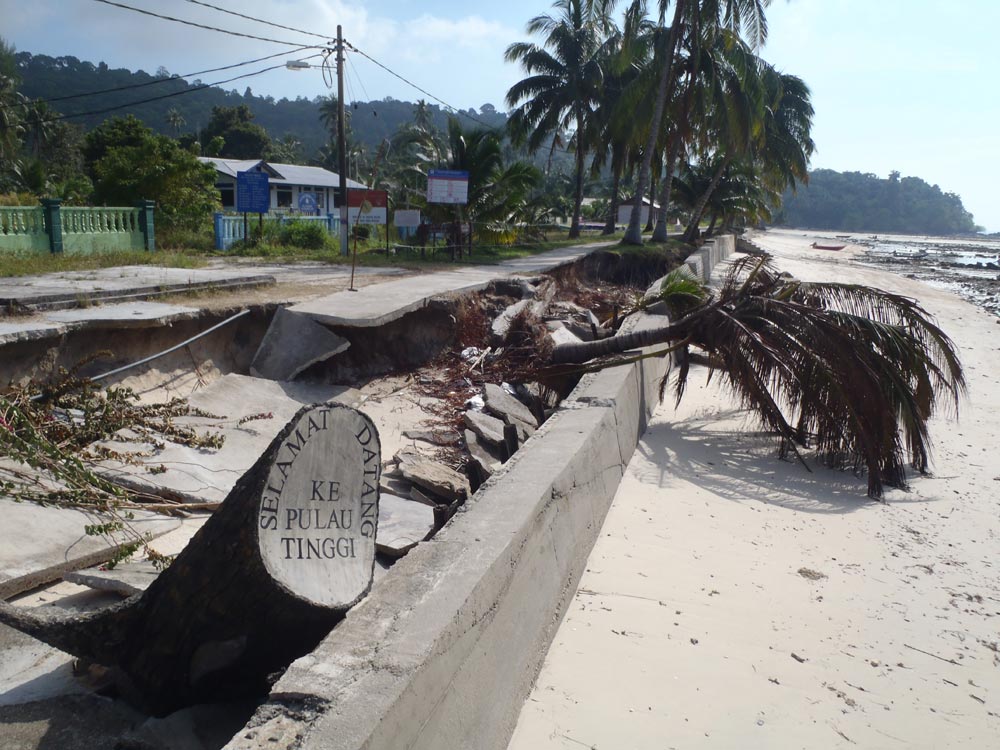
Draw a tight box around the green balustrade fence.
[0,199,155,255]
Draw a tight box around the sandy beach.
[508,230,1000,748]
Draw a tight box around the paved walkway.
[289,241,615,328]
[0,243,613,343]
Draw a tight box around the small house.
[199,158,367,215]
[616,196,661,227]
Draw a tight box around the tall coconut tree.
[165,107,186,137]
[589,0,657,234]
[624,0,772,245]
[682,63,813,241]
[547,256,966,499]
[505,0,606,238]
[435,117,540,243]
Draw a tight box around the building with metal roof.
[199,157,367,215]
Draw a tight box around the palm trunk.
[706,212,718,236]
[623,0,686,245]
[603,146,624,235]
[683,155,731,243]
[651,137,681,242]
[551,302,713,364]
[569,109,586,239]
[645,161,658,232]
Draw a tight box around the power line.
[91,0,319,47]
[40,56,322,124]
[183,0,333,42]
[345,41,494,130]
[1,47,315,111]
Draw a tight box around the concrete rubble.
[249,307,351,381]
[396,451,470,503]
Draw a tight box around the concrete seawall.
[224,235,735,750]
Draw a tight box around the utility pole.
[336,25,349,256]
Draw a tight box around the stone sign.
[257,404,381,608]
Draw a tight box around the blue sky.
[4,0,999,230]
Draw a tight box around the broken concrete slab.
[0,266,276,311]
[463,409,507,449]
[95,374,361,504]
[548,325,583,348]
[376,493,436,558]
[465,430,503,477]
[491,299,532,344]
[286,242,613,330]
[0,499,179,599]
[64,560,161,596]
[250,307,351,381]
[402,429,460,447]
[396,452,470,503]
[0,319,68,345]
[483,383,539,428]
[43,301,200,328]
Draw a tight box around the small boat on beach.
[811,242,846,251]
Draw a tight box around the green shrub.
[279,220,329,250]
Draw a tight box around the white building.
[617,196,662,227]
[199,157,367,214]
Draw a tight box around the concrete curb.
[224,236,734,750]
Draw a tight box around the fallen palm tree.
[549,256,965,498]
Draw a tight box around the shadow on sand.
[633,408,938,515]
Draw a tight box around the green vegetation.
[503,0,815,245]
[551,256,966,499]
[86,117,219,232]
[775,169,978,235]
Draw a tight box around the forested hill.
[14,51,508,156]
[775,169,978,235]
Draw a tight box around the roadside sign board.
[347,189,388,225]
[394,209,421,228]
[426,169,469,205]
[298,191,318,214]
[236,171,270,214]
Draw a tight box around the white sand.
[508,230,1000,749]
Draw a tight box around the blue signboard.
[298,191,318,213]
[236,171,270,214]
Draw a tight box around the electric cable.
[0,46,316,111]
[37,56,322,123]
[91,0,317,47]
[183,0,334,42]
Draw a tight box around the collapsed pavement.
[0,237,735,749]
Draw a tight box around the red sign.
[347,189,388,225]
[347,189,388,209]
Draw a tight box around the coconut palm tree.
[165,107,186,137]
[505,0,606,238]
[0,73,26,189]
[682,63,813,241]
[433,117,540,244]
[623,0,772,245]
[590,0,659,234]
[547,256,965,499]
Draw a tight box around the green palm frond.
[549,256,965,499]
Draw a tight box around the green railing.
[0,199,155,255]
[0,206,49,253]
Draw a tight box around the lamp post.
[286,31,350,257]
[336,25,349,257]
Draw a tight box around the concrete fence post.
[135,200,156,251]
[213,212,225,251]
[40,198,63,254]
